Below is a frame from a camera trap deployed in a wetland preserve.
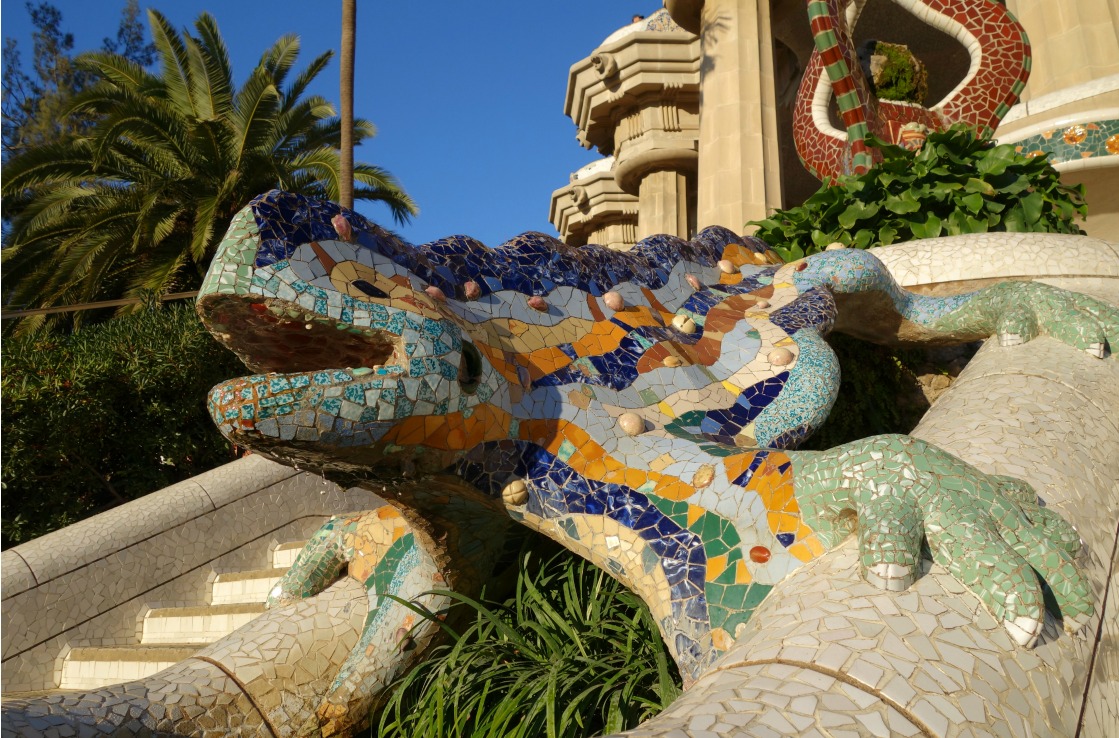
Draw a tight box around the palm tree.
[340,0,356,209]
[1,9,416,333]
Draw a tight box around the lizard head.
[197,191,509,475]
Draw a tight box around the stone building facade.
[551,1,1119,249]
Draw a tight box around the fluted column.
[1005,0,1119,99]
[669,0,784,231]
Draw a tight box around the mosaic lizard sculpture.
[189,190,1114,734]
[793,0,1031,180]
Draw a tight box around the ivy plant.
[750,124,1087,262]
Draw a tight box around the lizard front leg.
[791,434,1093,647]
[268,479,515,737]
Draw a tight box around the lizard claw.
[795,435,1095,647]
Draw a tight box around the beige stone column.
[638,170,693,240]
[561,11,701,246]
[1005,0,1119,100]
[680,0,783,231]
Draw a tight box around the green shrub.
[799,335,929,451]
[869,41,928,103]
[750,125,1087,262]
[1,301,245,547]
[378,539,682,738]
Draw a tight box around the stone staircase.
[58,540,307,690]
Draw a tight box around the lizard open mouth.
[198,293,404,376]
[195,191,498,473]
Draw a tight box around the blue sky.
[3,1,652,247]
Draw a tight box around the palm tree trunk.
[339,0,355,209]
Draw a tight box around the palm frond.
[2,10,414,314]
[146,9,197,118]
[187,13,234,120]
[282,49,332,106]
[74,51,158,94]
[353,164,419,224]
[230,68,281,162]
[259,34,301,90]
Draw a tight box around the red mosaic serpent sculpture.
[793,0,1031,181]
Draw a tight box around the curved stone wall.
[1,455,382,692]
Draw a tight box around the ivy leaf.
[964,178,995,195]
[810,229,833,248]
[964,213,988,233]
[784,243,805,260]
[837,201,880,229]
[961,193,984,214]
[1003,205,1027,232]
[946,209,969,235]
[884,191,921,214]
[909,212,942,239]
[1022,191,1044,225]
[975,146,1017,176]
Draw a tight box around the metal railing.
[0,291,200,319]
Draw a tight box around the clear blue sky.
[3,1,653,247]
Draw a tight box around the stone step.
[210,568,288,604]
[141,602,266,644]
[272,540,308,569]
[60,645,200,690]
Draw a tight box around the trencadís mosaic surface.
[186,190,1118,734]
[794,0,1031,180]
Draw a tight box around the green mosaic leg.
[932,281,1118,359]
[995,302,1039,347]
[855,488,923,592]
[266,510,443,736]
[791,435,1094,647]
[991,475,1082,556]
[267,517,352,606]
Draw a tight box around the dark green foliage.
[869,41,927,103]
[378,539,682,738]
[100,0,155,68]
[800,334,929,451]
[1,301,245,547]
[750,125,1087,262]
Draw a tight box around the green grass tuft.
[377,538,682,738]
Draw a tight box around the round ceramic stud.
[672,314,697,334]
[331,214,353,242]
[502,478,529,506]
[752,252,769,265]
[603,291,624,311]
[685,274,703,291]
[794,261,808,271]
[753,299,770,310]
[825,241,846,250]
[717,259,736,274]
[425,285,446,301]
[464,281,481,300]
[663,356,683,368]
[618,412,644,436]
[768,348,794,366]
[693,464,715,489]
[527,295,548,311]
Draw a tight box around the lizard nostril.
[350,279,388,298]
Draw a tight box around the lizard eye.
[459,341,483,394]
